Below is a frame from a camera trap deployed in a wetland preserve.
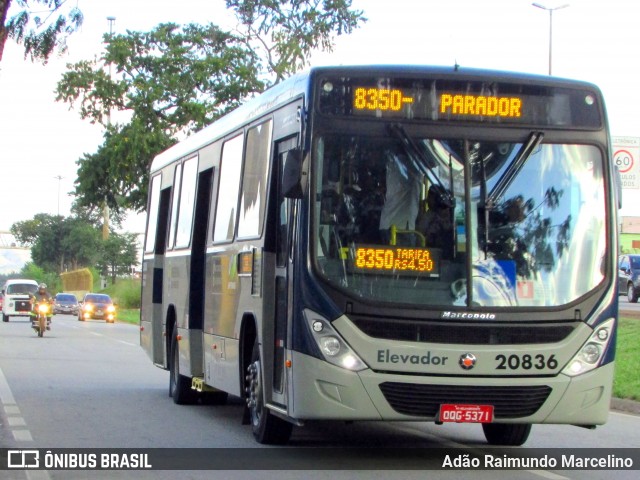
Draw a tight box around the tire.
[169,332,197,405]
[482,423,531,446]
[0,313,6,322]
[245,341,293,444]
[38,316,45,337]
[627,283,638,303]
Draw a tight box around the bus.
[140,65,617,446]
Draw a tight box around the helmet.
[38,283,47,290]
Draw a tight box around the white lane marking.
[0,366,35,443]
[610,410,640,419]
[392,424,569,480]
[12,429,33,441]
[0,364,17,404]
[27,472,53,480]
[8,417,26,426]
[529,470,569,480]
[5,405,20,415]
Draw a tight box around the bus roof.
[149,65,602,173]
[150,70,312,173]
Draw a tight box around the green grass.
[613,317,640,401]
[116,309,140,325]
[101,278,141,309]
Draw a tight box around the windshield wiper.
[387,123,455,206]
[486,131,544,208]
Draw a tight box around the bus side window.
[213,134,244,243]
[238,120,273,239]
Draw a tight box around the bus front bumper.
[289,351,613,426]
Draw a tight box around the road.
[0,314,638,480]
[618,295,640,317]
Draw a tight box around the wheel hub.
[245,360,262,424]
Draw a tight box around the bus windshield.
[312,131,606,308]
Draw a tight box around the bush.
[101,278,141,309]
[20,262,62,292]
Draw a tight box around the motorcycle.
[32,299,51,337]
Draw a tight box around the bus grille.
[379,383,552,418]
[351,318,575,345]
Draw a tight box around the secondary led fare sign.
[353,245,440,277]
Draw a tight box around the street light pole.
[532,3,570,75]
[54,175,64,216]
[103,16,116,241]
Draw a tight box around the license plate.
[440,404,494,423]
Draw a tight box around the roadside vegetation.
[614,317,640,401]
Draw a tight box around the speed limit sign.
[613,137,640,189]
[614,149,634,173]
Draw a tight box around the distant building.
[620,217,640,253]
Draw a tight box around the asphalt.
[612,398,640,415]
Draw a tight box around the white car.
[1,279,38,322]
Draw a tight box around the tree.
[11,213,102,273]
[0,0,83,63]
[57,1,366,215]
[96,232,139,285]
[73,121,176,218]
[227,0,366,82]
[57,22,264,213]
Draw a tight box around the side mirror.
[282,148,304,199]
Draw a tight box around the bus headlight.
[320,336,341,356]
[304,309,368,372]
[562,318,614,377]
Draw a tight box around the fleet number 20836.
[495,354,558,370]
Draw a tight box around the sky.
[1,0,639,238]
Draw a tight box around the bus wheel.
[169,333,197,405]
[245,341,293,444]
[0,313,6,322]
[482,423,531,446]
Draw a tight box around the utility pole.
[102,16,116,241]
[54,175,64,216]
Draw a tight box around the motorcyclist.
[32,283,53,330]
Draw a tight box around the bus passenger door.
[268,137,298,407]
[141,177,170,367]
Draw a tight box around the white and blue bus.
[141,65,617,445]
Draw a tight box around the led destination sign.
[353,245,440,277]
[439,93,522,119]
[318,75,602,128]
[353,87,415,112]
[353,89,522,119]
